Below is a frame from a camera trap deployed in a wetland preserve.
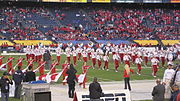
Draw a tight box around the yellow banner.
[43,0,86,2]
[66,0,87,2]
[92,0,111,3]
[134,40,158,46]
[162,40,180,45]
[0,40,14,46]
[43,0,66,2]
[171,0,180,3]
[14,40,52,46]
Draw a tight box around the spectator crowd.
[0,4,179,41]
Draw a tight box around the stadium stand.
[0,3,179,46]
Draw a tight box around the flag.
[0,58,13,71]
[37,63,66,83]
[62,73,87,83]
[22,60,34,73]
[9,58,23,74]
[33,62,46,73]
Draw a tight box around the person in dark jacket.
[66,64,77,98]
[0,72,13,101]
[24,66,36,82]
[89,77,103,100]
[170,84,180,101]
[152,79,165,101]
[12,66,24,99]
[43,50,51,70]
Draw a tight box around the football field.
[1,54,177,82]
[1,54,177,101]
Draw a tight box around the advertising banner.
[143,0,162,3]
[92,0,111,3]
[113,0,134,3]
[171,0,180,3]
[43,0,87,2]
[43,0,64,2]
[66,0,87,2]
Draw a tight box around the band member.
[162,64,175,99]
[119,48,124,63]
[104,44,110,56]
[77,45,83,60]
[137,50,143,59]
[151,56,159,77]
[143,51,149,66]
[135,55,143,75]
[88,42,94,60]
[96,45,104,56]
[50,61,57,74]
[24,46,30,61]
[39,48,45,62]
[160,50,166,67]
[82,50,88,63]
[38,59,45,76]
[123,53,131,67]
[96,53,102,69]
[91,50,97,69]
[96,46,104,69]
[131,51,137,64]
[30,47,35,60]
[28,59,34,69]
[87,47,92,60]
[34,48,38,62]
[37,48,42,62]
[154,50,160,61]
[111,45,116,55]
[113,53,120,72]
[17,57,23,67]
[56,47,62,65]
[0,56,4,66]
[123,64,134,91]
[103,53,109,71]
[72,49,77,66]
[65,46,71,64]
[7,57,14,72]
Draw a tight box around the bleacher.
[0,3,179,46]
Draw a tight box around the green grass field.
[0,98,153,101]
[1,54,177,83]
[0,54,178,101]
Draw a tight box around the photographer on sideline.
[0,72,13,101]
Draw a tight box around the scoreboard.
[1,0,180,3]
